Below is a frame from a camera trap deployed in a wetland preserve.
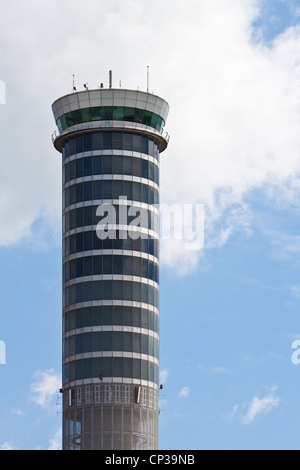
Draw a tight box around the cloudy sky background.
[0,0,300,449]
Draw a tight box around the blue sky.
[1,0,300,450]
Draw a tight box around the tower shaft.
[52,87,169,450]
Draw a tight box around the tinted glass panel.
[84,157,92,177]
[103,132,112,149]
[64,332,158,359]
[76,135,84,153]
[64,306,159,333]
[65,255,157,282]
[84,134,92,151]
[63,359,159,385]
[62,131,160,161]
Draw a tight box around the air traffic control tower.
[52,81,169,450]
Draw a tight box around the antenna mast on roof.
[109,70,112,89]
[147,66,149,93]
[72,75,77,91]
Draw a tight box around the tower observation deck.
[52,86,169,450]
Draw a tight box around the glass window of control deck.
[58,108,164,134]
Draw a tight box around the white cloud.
[1,0,300,273]
[265,229,300,264]
[290,285,300,298]
[11,408,24,416]
[178,386,190,399]
[160,238,203,276]
[40,277,59,292]
[0,442,15,450]
[31,369,61,409]
[198,364,233,375]
[159,368,170,385]
[225,404,241,423]
[241,386,280,425]
[48,428,62,451]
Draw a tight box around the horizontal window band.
[63,254,159,284]
[63,303,159,335]
[63,202,160,215]
[63,225,159,241]
[63,231,159,260]
[63,331,159,361]
[63,326,159,340]
[63,184,160,211]
[63,352,159,366]
[63,205,159,238]
[63,357,160,385]
[63,150,160,167]
[55,124,167,155]
[63,280,159,309]
[63,153,159,189]
[63,175,159,192]
[63,300,159,315]
[59,126,163,156]
[64,250,159,265]
[63,200,160,216]
[64,275,159,289]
